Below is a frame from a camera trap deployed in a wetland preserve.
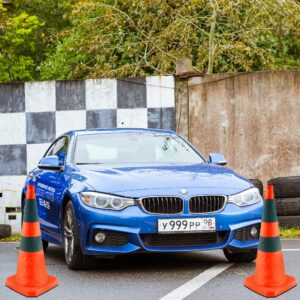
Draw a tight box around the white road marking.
[160,263,234,300]
[282,249,300,251]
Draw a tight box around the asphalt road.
[0,240,299,300]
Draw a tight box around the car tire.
[268,176,300,198]
[278,216,300,228]
[0,224,12,239]
[42,239,49,252]
[223,248,257,263]
[21,194,25,225]
[276,198,300,216]
[249,179,263,196]
[63,201,96,270]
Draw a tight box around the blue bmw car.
[22,128,263,269]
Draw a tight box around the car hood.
[74,163,252,197]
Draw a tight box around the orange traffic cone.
[244,185,297,297]
[6,182,58,297]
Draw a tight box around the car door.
[35,136,69,241]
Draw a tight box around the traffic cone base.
[244,274,297,298]
[6,274,58,297]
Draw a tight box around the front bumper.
[74,195,262,255]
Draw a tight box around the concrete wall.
[0,76,175,232]
[188,71,300,183]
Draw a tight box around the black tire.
[223,248,257,263]
[0,224,12,239]
[276,198,300,216]
[42,239,49,252]
[63,201,96,270]
[249,179,263,196]
[21,194,25,225]
[268,176,300,198]
[278,216,300,228]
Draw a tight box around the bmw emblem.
[179,188,188,195]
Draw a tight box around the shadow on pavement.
[45,245,227,273]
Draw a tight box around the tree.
[0,4,43,82]
[11,0,76,72]
[39,0,300,80]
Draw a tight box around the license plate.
[158,217,216,233]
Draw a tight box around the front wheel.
[63,201,96,270]
[42,240,49,252]
[223,248,257,263]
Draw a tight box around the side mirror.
[208,153,227,166]
[38,155,63,171]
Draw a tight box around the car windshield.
[74,132,205,165]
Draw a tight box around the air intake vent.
[141,231,227,247]
[189,195,226,213]
[141,197,183,214]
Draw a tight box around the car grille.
[141,197,183,214]
[189,195,226,213]
[141,231,227,247]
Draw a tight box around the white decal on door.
[39,198,50,210]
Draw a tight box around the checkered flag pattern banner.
[0,76,175,194]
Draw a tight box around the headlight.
[80,192,135,210]
[228,188,262,207]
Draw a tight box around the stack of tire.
[249,179,264,197]
[0,224,11,239]
[268,176,300,228]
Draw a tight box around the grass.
[280,227,300,238]
[0,227,299,242]
[0,234,21,242]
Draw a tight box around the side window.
[45,144,55,157]
[45,137,69,164]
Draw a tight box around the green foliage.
[39,0,300,80]
[280,227,300,238]
[11,0,76,74]
[12,0,73,33]
[0,233,21,242]
[1,0,300,82]
[0,4,43,82]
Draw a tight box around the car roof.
[65,128,177,136]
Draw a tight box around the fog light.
[250,226,258,238]
[95,232,106,243]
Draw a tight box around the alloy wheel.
[64,208,75,263]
